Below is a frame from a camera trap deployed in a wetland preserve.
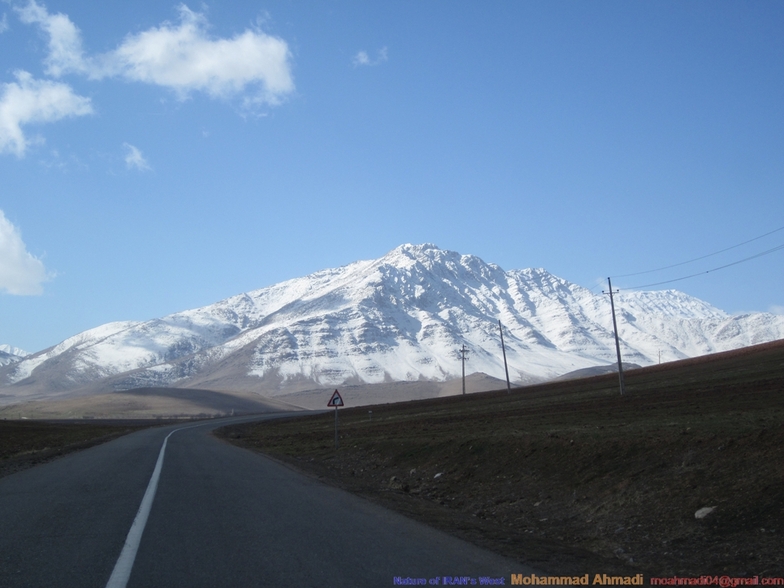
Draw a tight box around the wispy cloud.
[352,47,388,67]
[0,13,9,34]
[16,1,295,105]
[769,305,784,315]
[0,70,93,157]
[15,0,87,77]
[0,210,51,295]
[353,51,371,67]
[123,142,151,171]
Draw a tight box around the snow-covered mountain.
[2,243,782,405]
[0,345,28,367]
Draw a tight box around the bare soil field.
[216,339,784,578]
[0,419,166,479]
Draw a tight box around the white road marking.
[104,424,200,588]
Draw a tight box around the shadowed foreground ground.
[217,339,784,578]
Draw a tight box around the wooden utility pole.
[499,320,511,393]
[604,277,626,396]
[459,344,469,395]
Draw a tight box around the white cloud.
[2,2,293,157]
[352,47,388,67]
[0,70,93,157]
[0,13,9,34]
[123,142,151,171]
[769,305,784,315]
[352,51,370,67]
[15,0,87,77]
[102,6,294,104]
[17,2,294,105]
[0,210,50,295]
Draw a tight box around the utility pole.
[603,277,626,396]
[458,344,469,395]
[499,320,511,394]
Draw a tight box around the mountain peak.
[384,243,448,263]
[2,246,783,404]
[381,243,502,275]
[0,345,28,368]
[0,345,28,357]
[393,243,441,254]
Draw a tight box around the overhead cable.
[613,224,784,279]
[622,243,784,290]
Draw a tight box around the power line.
[613,225,784,279]
[622,242,784,290]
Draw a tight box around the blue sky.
[1,1,783,353]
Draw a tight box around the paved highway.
[0,412,537,587]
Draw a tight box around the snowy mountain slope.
[0,344,28,356]
[0,345,28,367]
[1,243,782,404]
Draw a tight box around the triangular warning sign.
[328,389,344,407]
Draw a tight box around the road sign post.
[327,389,344,449]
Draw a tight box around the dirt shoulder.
[216,340,784,579]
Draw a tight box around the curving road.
[0,412,536,587]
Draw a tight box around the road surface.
[0,412,537,587]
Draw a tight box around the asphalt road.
[0,412,537,587]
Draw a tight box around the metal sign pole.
[328,389,344,449]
